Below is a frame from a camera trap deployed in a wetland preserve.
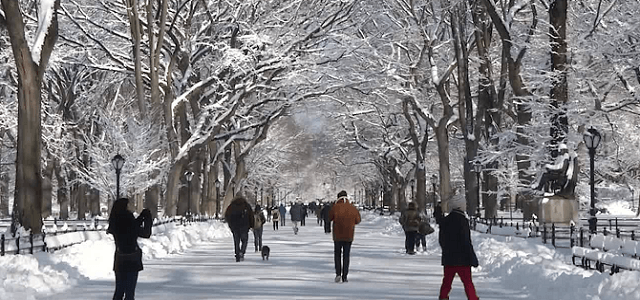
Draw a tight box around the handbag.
[115,247,142,265]
[419,221,435,235]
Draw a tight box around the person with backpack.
[224,196,255,262]
[107,198,152,300]
[272,208,280,230]
[435,195,480,300]
[253,204,266,252]
[415,208,434,252]
[399,202,421,255]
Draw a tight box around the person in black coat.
[435,196,479,300]
[107,198,152,300]
[225,196,255,262]
[321,202,333,234]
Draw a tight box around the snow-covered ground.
[1,203,640,300]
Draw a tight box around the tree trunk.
[435,120,453,211]
[165,157,188,216]
[0,128,9,217]
[472,0,500,218]
[41,158,55,218]
[549,0,569,147]
[54,161,69,220]
[74,182,87,220]
[452,2,479,216]
[89,188,100,217]
[144,184,160,219]
[3,0,60,234]
[125,0,146,115]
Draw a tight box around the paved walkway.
[47,214,530,300]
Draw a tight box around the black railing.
[472,216,640,249]
[0,215,213,256]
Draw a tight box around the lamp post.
[215,179,220,219]
[111,154,125,199]
[185,171,194,222]
[431,174,438,206]
[473,161,482,217]
[255,186,258,205]
[584,127,602,234]
[410,179,415,203]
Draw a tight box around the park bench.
[572,234,640,274]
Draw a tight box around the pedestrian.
[399,202,421,255]
[321,202,333,233]
[290,199,303,234]
[107,198,152,300]
[415,210,433,252]
[279,203,287,226]
[316,205,323,225]
[253,204,267,252]
[329,190,361,283]
[301,203,307,226]
[224,196,255,262]
[266,205,272,222]
[272,208,280,230]
[435,195,480,300]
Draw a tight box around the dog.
[261,245,270,260]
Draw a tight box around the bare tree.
[2,0,61,233]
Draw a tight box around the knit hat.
[337,190,348,201]
[448,194,466,212]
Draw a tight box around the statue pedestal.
[538,195,578,224]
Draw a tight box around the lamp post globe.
[111,154,125,200]
[583,127,601,233]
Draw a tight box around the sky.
[1,201,640,300]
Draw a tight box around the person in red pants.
[434,195,479,300]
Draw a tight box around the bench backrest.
[603,236,623,251]
[621,240,638,256]
[590,234,606,249]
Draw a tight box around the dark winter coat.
[279,204,286,217]
[329,199,361,242]
[225,198,255,233]
[253,210,266,229]
[108,208,152,272]
[321,204,332,221]
[290,203,303,221]
[400,203,421,232]
[437,208,479,267]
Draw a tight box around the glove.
[140,208,152,219]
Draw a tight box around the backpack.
[406,211,420,228]
[254,213,263,229]
[408,217,420,228]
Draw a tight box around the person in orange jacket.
[329,190,361,283]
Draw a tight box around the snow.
[2,207,640,299]
[31,0,56,65]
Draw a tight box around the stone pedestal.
[538,195,578,224]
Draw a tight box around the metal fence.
[473,216,640,249]
[0,215,214,256]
